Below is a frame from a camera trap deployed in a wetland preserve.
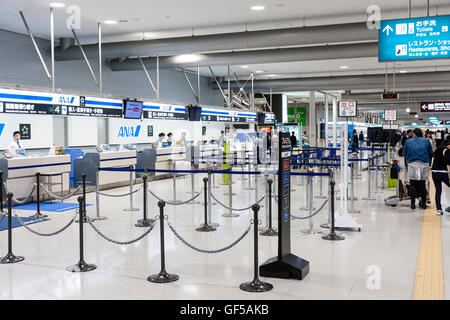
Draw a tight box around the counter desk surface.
[4,155,71,199]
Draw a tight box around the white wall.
[0,113,53,149]
[67,117,98,147]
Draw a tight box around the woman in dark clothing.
[431,139,450,215]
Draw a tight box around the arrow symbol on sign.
[383,25,393,36]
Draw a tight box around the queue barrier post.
[197,177,216,232]
[223,165,239,218]
[207,169,219,227]
[0,193,25,264]
[92,169,107,221]
[240,204,273,292]
[147,200,179,283]
[135,174,154,227]
[75,174,91,223]
[29,172,48,219]
[348,159,361,214]
[66,196,97,272]
[362,155,376,201]
[301,174,322,235]
[260,178,277,237]
[322,169,345,241]
[188,162,201,204]
[124,165,139,212]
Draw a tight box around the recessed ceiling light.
[103,20,118,24]
[251,5,266,11]
[340,66,349,69]
[241,65,249,69]
[255,70,264,73]
[268,74,276,77]
[49,2,65,8]
[145,33,157,38]
[399,70,408,73]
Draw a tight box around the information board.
[384,109,397,121]
[338,100,357,117]
[379,15,450,61]
[421,101,450,113]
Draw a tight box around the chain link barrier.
[147,187,203,205]
[210,192,265,212]
[167,220,251,254]
[87,218,155,245]
[290,197,329,220]
[86,185,142,198]
[40,183,82,201]
[3,183,37,205]
[14,212,77,237]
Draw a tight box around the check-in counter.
[154,146,186,178]
[98,150,137,189]
[2,155,71,200]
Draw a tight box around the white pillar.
[325,94,329,147]
[309,91,316,147]
[332,97,338,148]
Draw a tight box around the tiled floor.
[0,168,448,300]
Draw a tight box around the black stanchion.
[196,177,216,232]
[75,174,89,223]
[240,204,273,292]
[322,170,344,241]
[67,196,97,272]
[260,179,277,237]
[0,171,3,214]
[136,175,154,227]
[148,200,179,283]
[0,193,25,264]
[29,172,48,219]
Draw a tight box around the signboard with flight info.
[379,15,450,61]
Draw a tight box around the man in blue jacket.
[403,128,434,209]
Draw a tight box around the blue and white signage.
[143,103,187,120]
[201,107,257,123]
[379,15,450,61]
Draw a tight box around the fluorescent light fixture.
[268,74,276,77]
[251,5,266,11]
[255,70,264,73]
[144,32,157,38]
[173,54,203,63]
[406,108,411,112]
[240,65,249,69]
[399,70,408,73]
[49,2,65,8]
[103,20,118,24]
[340,66,349,69]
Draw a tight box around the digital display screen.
[123,100,144,119]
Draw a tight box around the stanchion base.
[223,213,239,218]
[260,254,309,280]
[135,219,155,227]
[209,222,220,227]
[91,216,108,221]
[322,232,345,241]
[147,270,179,283]
[29,212,48,219]
[66,260,97,272]
[189,200,202,205]
[196,224,216,232]
[0,253,24,264]
[320,223,330,229]
[300,228,323,235]
[239,279,273,293]
[260,228,278,237]
[223,192,237,196]
[124,207,140,212]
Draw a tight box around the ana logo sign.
[53,95,78,106]
[118,125,141,138]
[0,123,5,137]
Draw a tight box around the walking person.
[431,139,450,215]
[403,128,434,209]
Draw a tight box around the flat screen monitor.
[188,105,202,121]
[123,100,144,119]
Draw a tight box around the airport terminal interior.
[1,0,450,303]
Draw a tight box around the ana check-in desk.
[154,146,186,178]
[2,155,71,200]
[98,150,137,189]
